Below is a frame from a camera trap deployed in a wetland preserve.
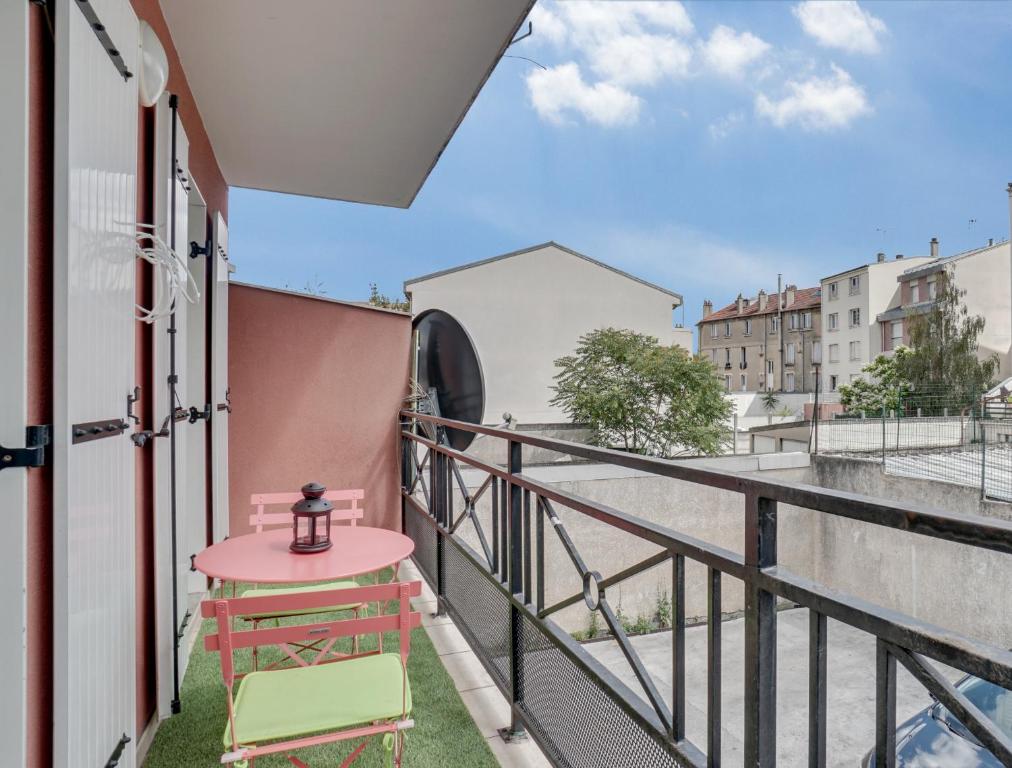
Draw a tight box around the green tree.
[550,328,731,457]
[760,389,780,424]
[896,272,999,412]
[368,283,411,312]
[838,349,911,415]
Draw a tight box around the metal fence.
[399,410,1012,768]
[815,399,1012,501]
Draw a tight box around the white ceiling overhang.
[160,0,533,207]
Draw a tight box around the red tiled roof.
[698,286,821,324]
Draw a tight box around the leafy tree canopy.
[551,328,731,457]
[838,349,911,415]
[899,273,999,410]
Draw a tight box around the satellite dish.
[413,309,485,450]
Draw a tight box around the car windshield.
[938,677,1012,742]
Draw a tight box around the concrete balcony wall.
[228,284,411,534]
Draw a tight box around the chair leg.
[352,607,360,655]
[252,619,260,671]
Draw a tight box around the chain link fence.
[815,389,1012,501]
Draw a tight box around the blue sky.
[229,0,1012,329]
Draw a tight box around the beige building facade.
[697,285,822,393]
[405,242,690,423]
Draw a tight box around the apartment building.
[698,285,821,393]
[820,252,930,392]
[877,238,1012,371]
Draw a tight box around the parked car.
[861,675,1012,767]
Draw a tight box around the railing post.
[502,438,527,741]
[432,444,447,616]
[744,492,777,767]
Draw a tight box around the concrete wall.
[809,455,1012,647]
[447,453,813,633]
[228,284,410,534]
[439,451,1010,648]
[406,243,686,424]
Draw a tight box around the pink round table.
[193,527,415,584]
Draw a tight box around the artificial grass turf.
[143,577,498,768]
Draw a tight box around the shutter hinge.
[104,733,131,768]
[0,425,49,471]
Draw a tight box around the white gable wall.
[408,244,689,424]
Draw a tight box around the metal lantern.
[290,481,333,554]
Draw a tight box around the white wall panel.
[211,214,231,543]
[53,1,139,766]
[0,2,30,765]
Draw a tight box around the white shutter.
[211,214,231,543]
[53,1,139,765]
[0,2,30,764]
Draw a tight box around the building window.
[740,374,747,391]
[911,282,920,303]
[744,319,752,336]
[725,348,731,366]
[724,375,731,391]
[927,278,937,300]
[710,348,718,363]
[724,321,732,337]
[710,324,719,338]
[849,308,861,327]
[787,313,796,330]
[890,321,902,350]
[828,343,839,363]
[786,342,796,364]
[767,359,774,374]
[802,311,813,329]
[828,313,838,331]
[785,372,795,392]
[849,340,861,361]
[813,341,822,363]
[850,373,861,383]
[829,374,838,391]
[849,275,861,295]
[828,281,838,300]
[740,347,747,365]
[770,316,779,333]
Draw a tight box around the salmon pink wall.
[228,285,411,535]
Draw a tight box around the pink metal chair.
[203,581,421,767]
[240,489,367,666]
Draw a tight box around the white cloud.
[527,62,642,127]
[708,111,744,140]
[591,33,693,86]
[702,25,771,78]
[793,1,887,54]
[755,64,870,130]
[525,1,694,125]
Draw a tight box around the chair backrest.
[249,488,365,532]
[203,580,422,751]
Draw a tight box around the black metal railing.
[399,410,1012,768]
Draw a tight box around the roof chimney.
[876,252,885,263]
[895,254,904,260]
[702,300,713,318]
[785,284,796,306]
[736,293,745,314]
[988,238,995,247]
[757,289,768,311]
[930,237,939,258]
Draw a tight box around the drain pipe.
[168,94,182,715]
